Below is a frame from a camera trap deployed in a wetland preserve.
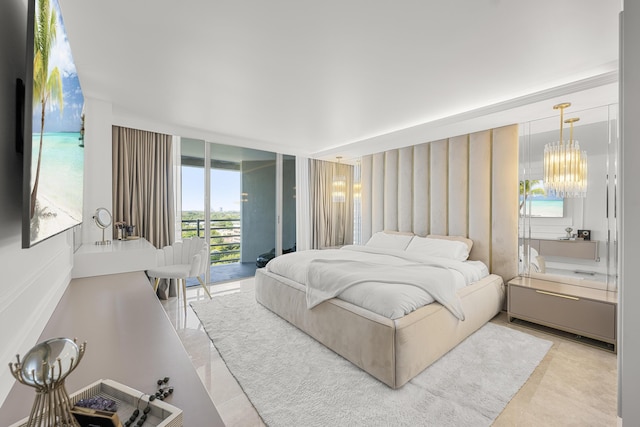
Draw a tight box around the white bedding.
[265,245,489,320]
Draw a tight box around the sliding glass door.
[281,154,296,253]
[179,138,294,286]
[180,138,206,239]
[211,144,276,282]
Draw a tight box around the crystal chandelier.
[543,102,588,198]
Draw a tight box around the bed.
[255,233,505,389]
[255,125,518,388]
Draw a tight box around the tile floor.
[186,262,258,287]
[160,279,618,427]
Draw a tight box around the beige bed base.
[255,268,505,389]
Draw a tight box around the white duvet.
[265,245,489,320]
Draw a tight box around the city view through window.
[181,166,242,265]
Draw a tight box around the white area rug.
[191,290,552,427]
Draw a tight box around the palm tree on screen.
[30,0,64,218]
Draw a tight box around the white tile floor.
[161,280,265,426]
[160,279,618,427]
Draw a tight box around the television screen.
[519,180,564,218]
[22,0,84,248]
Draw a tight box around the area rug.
[191,290,552,427]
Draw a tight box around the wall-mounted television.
[19,0,85,248]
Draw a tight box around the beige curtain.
[112,126,175,249]
[311,159,354,248]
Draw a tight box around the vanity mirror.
[519,104,618,292]
[93,207,112,245]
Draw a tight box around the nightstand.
[507,276,617,352]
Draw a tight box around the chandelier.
[543,102,588,198]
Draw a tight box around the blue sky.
[32,0,84,133]
[182,167,241,212]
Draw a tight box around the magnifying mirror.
[93,207,112,245]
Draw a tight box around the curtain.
[310,159,354,248]
[112,126,175,249]
[171,135,182,243]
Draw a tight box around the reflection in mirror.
[519,104,618,292]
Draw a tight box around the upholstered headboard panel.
[360,124,519,281]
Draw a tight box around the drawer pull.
[535,290,579,300]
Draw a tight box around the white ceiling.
[57,0,620,161]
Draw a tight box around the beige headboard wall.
[360,124,519,281]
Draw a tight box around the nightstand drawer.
[509,285,616,342]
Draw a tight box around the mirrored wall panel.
[519,104,618,291]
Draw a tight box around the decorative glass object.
[565,227,573,239]
[9,337,86,427]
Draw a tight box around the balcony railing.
[181,218,241,265]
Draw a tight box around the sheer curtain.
[310,159,354,248]
[112,126,175,249]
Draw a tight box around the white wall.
[620,3,640,425]
[0,0,74,406]
[81,97,114,244]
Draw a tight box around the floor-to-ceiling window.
[180,138,206,240]
[212,144,276,283]
[209,156,241,267]
[180,138,295,286]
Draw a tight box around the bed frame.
[256,268,504,388]
[255,125,519,388]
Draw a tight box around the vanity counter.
[72,237,157,278]
[0,271,224,427]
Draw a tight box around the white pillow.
[365,231,414,251]
[426,234,473,253]
[405,236,470,261]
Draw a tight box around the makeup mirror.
[93,207,112,245]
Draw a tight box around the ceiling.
[57,0,620,161]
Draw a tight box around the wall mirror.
[518,103,618,292]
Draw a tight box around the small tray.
[12,379,182,427]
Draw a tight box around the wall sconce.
[332,177,346,203]
[332,157,346,203]
[352,182,361,199]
